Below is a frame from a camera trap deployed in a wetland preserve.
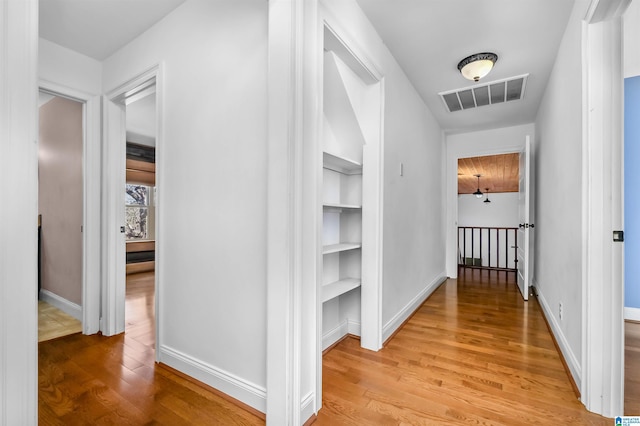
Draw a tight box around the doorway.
[37,92,83,341]
[456,153,520,277]
[124,90,157,349]
[102,67,161,359]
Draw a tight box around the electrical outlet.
[559,302,563,320]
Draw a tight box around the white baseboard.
[300,391,315,424]
[39,289,82,321]
[322,321,348,351]
[533,281,582,390]
[382,273,447,342]
[321,318,361,351]
[624,307,640,321]
[347,319,361,336]
[158,344,266,413]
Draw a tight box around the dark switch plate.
[613,230,624,242]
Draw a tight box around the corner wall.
[39,38,102,94]
[102,0,269,412]
[533,0,590,389]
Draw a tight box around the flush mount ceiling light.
[457,52,498,82]
[473,174,483,198]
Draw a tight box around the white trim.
[347,319,361,336]
[322,320,349,351]
[624,307,640,321]
[39,289,82,321]
[102,65,161,338]
[581,0,628,416]
[0,1,39,423]
[321,319,362,352]
[534,281,582,390]
[39,79,102,335]
[300,391,315,424]
[382,274,447,342]
[266,2,318,424]
[158,345,266,413]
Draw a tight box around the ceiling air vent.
[439,74,528,113]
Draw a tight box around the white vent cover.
[439,74,528,112]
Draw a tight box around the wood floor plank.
[39,268,635,424]
[626,321,640,415]
[317,269,610,425]
[39,272,264,425]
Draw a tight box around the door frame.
[581,0,629,416]
[102,65,162,349]
[39,80,102,335]
[516,136,531,301]
[446,140,527,279]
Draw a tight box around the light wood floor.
[317,268,610,425]
[626,320,640,415]
[38,300,82,342]
[39,271,264,425]
[38,268,635,424]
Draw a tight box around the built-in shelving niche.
[321,41,380,351]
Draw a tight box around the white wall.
[322,0,447,342]
[445,123,534,277]
[533,0,589,389]
[624,0,640,79]
[102,0,268,412]
[458,192,519,228]
[39,38,102,94]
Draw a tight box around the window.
[125,184,152,240]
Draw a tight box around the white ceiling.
[39,0,575,134]
[39,0,187,60]
[356,0,575,133]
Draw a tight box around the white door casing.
[102,67,160,338]
[0,0,38,423]
[581,0,628,416]
[101,96,127,336]
[39,81,102,335]
[516,136,532,301]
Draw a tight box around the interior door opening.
[37,92,84,342]
[123,88,158,350]
[456,153,520,283]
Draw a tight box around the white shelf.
[322,243,361,255]
[323,152,362,175]
[323,202,361,212]
[322,278,361,303]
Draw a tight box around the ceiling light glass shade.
[458,53,498,82]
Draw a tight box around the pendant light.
[458,52,498,82]
[484,188,491,203]
[473,174,483,198]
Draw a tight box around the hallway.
[317,268,609,425]
[38,269,619,424]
